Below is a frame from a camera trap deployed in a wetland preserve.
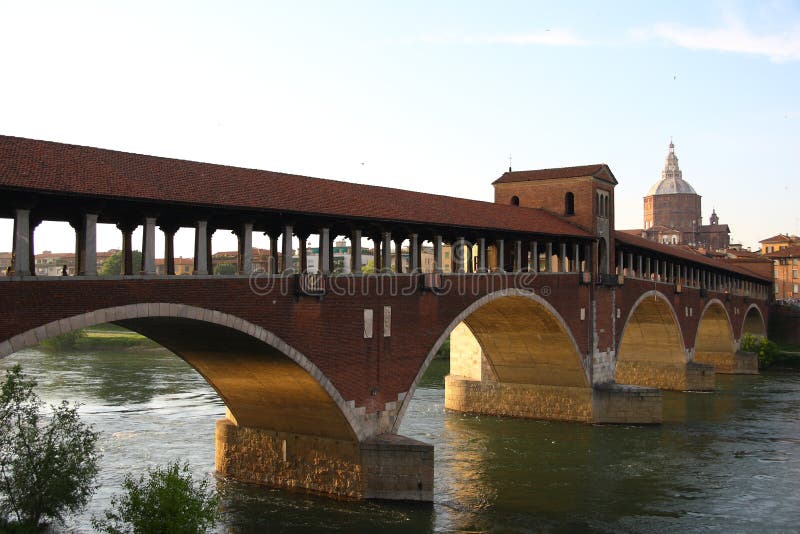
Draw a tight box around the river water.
[2,345,799,533]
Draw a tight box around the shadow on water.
[1,344,799,532]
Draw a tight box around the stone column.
[453,237,465,273]
[637,255,643,279]
[409,233,419,273]
[394,237,404,273]
[466,240,474,273]
[545,242,553,273]
[617,250,623,276]
[160,223,179,275]
[560,242,568,273]
[320,228,331,274]
[351,229,362,273]
[238,222,253,275]
[282,224,294,274]
[12,208,31,275]
[206,227,215,275]
[628,253,634,276]
[577,243,584,274]
[141,217,157,275]
[433,235,443,273]
[194,220,208,275]
[297,232,309,272]
[495,239,505,272]
[381,232,392,273]
[513,240,523,272]
[646,257,651,279]
[81,213,98,275]
[268,233,279,274]
[117,221,137,276]
[477,238,487,272]
[530,241,538,273]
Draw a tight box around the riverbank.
[39,325,161,352]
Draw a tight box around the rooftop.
[614,230,771,281]
[492,164,617,185]
[0,135,589,238]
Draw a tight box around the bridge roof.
[614,231,771,281]
[0,135,589,238]
[492,164,617,185]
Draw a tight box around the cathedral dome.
[646,141,697,196]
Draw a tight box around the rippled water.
[2,346,799,532]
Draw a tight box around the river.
[1,346,799,532]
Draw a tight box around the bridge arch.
[393,288,586,431]
[740,304,767,339]
[0,303,364,442]
[616,290,687,386]
[693,299,735,369]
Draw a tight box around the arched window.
[511,195,520,206]
[564,192,575,215]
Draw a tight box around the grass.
[40,326,160,351]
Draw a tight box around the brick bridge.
[0,136,771,501]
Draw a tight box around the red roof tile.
[614,231,771,281]
[0,135,589,238]
[766,244,800,258]
[493,164,617,185]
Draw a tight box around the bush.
[740,333,781,369]
[93,460,220,534]
[39,329,86,351]
[0,365,101,530]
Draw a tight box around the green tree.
[0,365,100,531]
[361,259,396,274]
[99,250,143,276]
[39,329,85,351]
[213,262,237,275]
[93,460,220,534]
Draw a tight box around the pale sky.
[1,0,798,257]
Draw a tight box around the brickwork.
[215,418,363,498]
[616,360,714,391]
[592,384,662,424]
[445,375,594,422]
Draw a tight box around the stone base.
[215,419,433,501]
[695,350,758,374]
[444,375,662,424]
[592,383,662,424]
[445,374,593,422]
[616,360,715,391]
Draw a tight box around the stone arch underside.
[615,292,703,391]
[455,295,588,387]
[693,301,735,371]
[0,305,359,443]
[115,317,357,442]
[741,305,767,338]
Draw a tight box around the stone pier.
[215,418,433,501]
[694,350,758,374]
[616,360,715,391]
[445,375,662,424]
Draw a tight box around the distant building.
[155,257,194,275]
[766,245,800,300]
[642,141,730,251]
[213,248,275,273]
[759,234,800,255]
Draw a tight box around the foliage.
[0,365,100,530]
[361,259,396,274]
[93,460,220,534]
[435,336,450,359]
[740,333,781,369]
[213,262,237,275]
[99,250,143,276]
[39,329,86,351]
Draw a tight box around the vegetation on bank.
[0,365,101,531]
[39,326,159,352]
[740,333,800,370]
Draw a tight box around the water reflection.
[0,348,798,532]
